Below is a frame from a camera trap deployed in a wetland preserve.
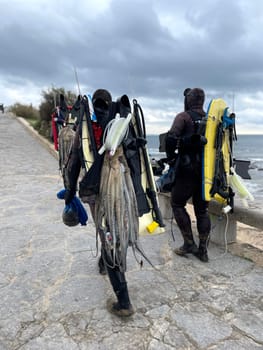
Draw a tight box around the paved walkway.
[0,113,262,350]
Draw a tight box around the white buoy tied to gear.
[99,113,132,156]
[229,166,254,207]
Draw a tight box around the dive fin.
[233,159,251,180]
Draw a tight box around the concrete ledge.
[208,199,263,230]
[158,192,263,246]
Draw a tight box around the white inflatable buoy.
[99,113,132,156]
[228,167,254,207]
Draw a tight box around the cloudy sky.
[0,0,263,134]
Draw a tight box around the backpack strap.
[187,110,202,121]
[187,110,206,136]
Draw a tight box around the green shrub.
[39,87,77,122]
[9,103,40,121]
[39,87,77,140]
[9,87,77,141]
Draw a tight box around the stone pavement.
[0,113,262,350]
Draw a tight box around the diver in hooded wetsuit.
[165,88,211,262]
[64,89,134,317]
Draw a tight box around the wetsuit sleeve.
[65,126,82,193]
[169,112,187,136]
[165,112,186,159]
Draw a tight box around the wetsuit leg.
[192,179,211,262]
[103,252,131,309]
[98,252,106,275]
[192,180,211,238]
[171,171,194,238]
[171,171,198,255]
[98,229,131,309]
[88,200,106,274]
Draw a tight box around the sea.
[146,134,263,206]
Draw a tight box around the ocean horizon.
[146,134,263,205]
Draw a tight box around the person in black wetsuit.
[165,88,211,262]
[64,89,135,317]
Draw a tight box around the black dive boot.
[198,237,209,263]
[107,283,135,317]
[174,234,198,257]
[106,266,135,317]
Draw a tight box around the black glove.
[64,189,75,205]
[136,137,147,148]
[190,134,207,146]
[165,135,183,153]
[165,135,181,157]
[200,135,207,145]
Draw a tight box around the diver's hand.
[191,134,207,146]
[136,137,147,147]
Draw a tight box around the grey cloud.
[0,0,262,133]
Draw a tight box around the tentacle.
[95,146,153,271]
